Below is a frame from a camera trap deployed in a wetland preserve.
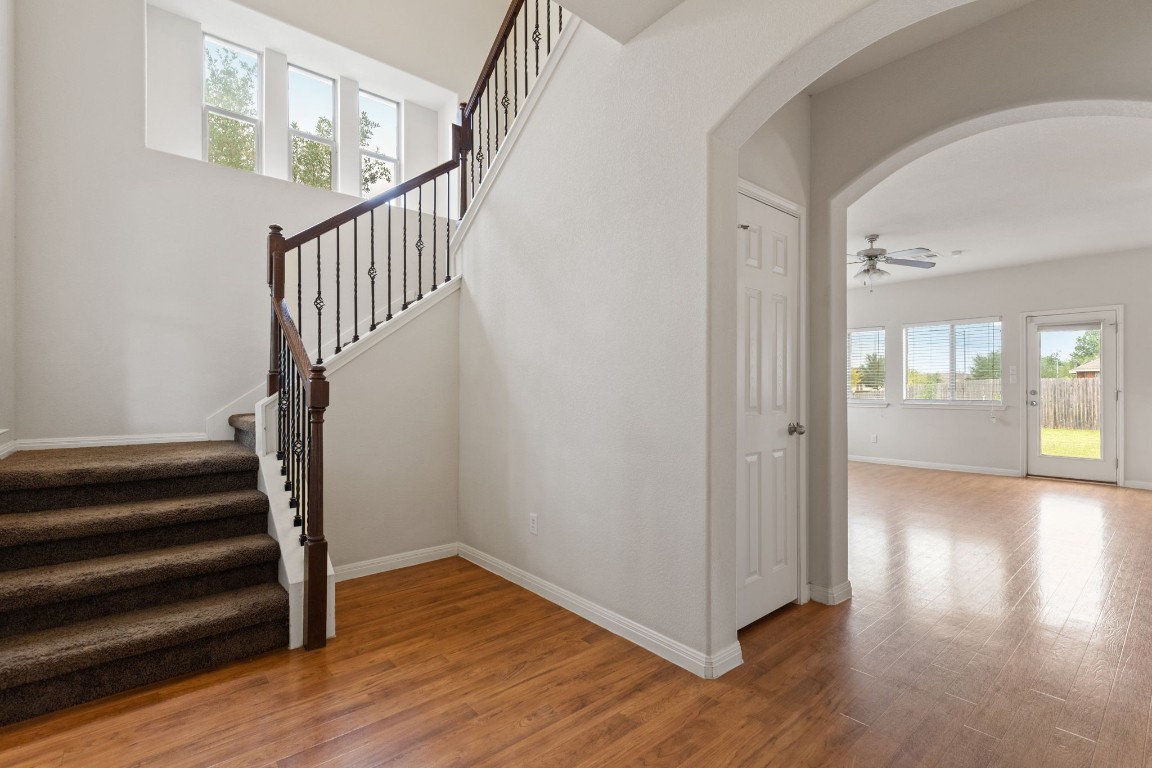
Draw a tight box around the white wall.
[737,94,810,208]
[847,248,1152,483]
[324,291,459,569]
[0,0,14,447]
[229,0,509,99]
[13,0,403,441]
[803,0,1152,604]
[456,0,890,665]
[146,7,202,161]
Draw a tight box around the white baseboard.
[14,433,209,451]
[334,543,460,583]
[1124,480,1152,491]
[810,581,853,606]
[0,440,14,460]
[848,455,1022,478]
[458,544,742,679]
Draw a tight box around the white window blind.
[847,328,886,401]
[904,319,1002,402]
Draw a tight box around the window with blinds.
[847,328,886,402]
[904,319,1002,402]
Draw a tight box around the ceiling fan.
[848,234,937,289]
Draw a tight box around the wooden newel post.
[455,103,472,218]
[267,225,286,397]
[303,365,330,651]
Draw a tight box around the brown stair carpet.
[229,413,257,451]
[0,435,288,726]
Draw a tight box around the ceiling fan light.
[871,267,891,280]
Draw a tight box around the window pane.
[905,324,950,400]
[360,92,398,159]
[289,67,335,140]
[292,136,333,189]
[955,322,1002,401]
[207,112,256,172]
[848,329,885,400]
[204,39,258,117]
[361,154,397,197]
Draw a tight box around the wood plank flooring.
[4,464,1152,766]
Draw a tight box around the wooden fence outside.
[1040,377,1101,430]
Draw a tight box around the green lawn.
[1041,428,1101,459]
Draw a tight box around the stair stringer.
[255,436,336,648]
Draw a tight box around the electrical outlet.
[870,434,879,444]
[529,513,538,536]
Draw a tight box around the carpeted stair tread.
[228,414,256,432]
[0,441,257,492]
[0,535,280,611]
[0,489,269,547]
[0,583,288,690]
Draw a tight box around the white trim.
[736,179,801,216]
[14,433,208,451]
[848,401,889,408]
[849,454,1022,477]
[1124,481,1152,491]
[321,278,460,376]
[0,441,15,461]
[452,19,581,250]
[458,544,743,679]
[334,544,459,582]
[809,581,853,606]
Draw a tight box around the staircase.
[0,424,287,726]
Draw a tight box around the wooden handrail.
[464,0,527,120]
[283,160,459,251]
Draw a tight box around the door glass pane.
[1039,324,1102,459]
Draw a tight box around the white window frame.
[288,64,337,190]
[358,90,402,198]
[202,35,263,173]
[903,316,1004,407]
[847,327,888,407]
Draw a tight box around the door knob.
[788,423,806,436]
[1030,401,1038,406]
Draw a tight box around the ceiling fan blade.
[886,258,936,269]
[885,248,935,260]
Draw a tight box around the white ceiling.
[559,0,688,42]
[847,116,1152,286]
[808,0,1034,95]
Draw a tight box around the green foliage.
[205,45,258,172]
[359,112,393,196]
[857,353,885,392]
[907,370,942,386]
[969,350,1001,380]
[1069,330,1100,369]
[291,117,334,190]
[1040,353,1068,379]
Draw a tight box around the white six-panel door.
[736,192,800,629]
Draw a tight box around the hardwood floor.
[3,464,1152,766]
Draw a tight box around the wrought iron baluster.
[352,218,359,343]
[558,5,563,33]
[513,21,518,117]
[314,240,324,364]
[493,70,499,152]
[296,247,302,346]
[369,210,378,331]
[524,4,529,96]
[446,169,453,282]
[416,186,424,301]
[387,203,393,321]
[402,192,409,310]
[534,0,541,76]
[547,1,551,53]
[503,42,510,137]
[293,371,304,527]
[432,177,439,291]
[335,227,342,355]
